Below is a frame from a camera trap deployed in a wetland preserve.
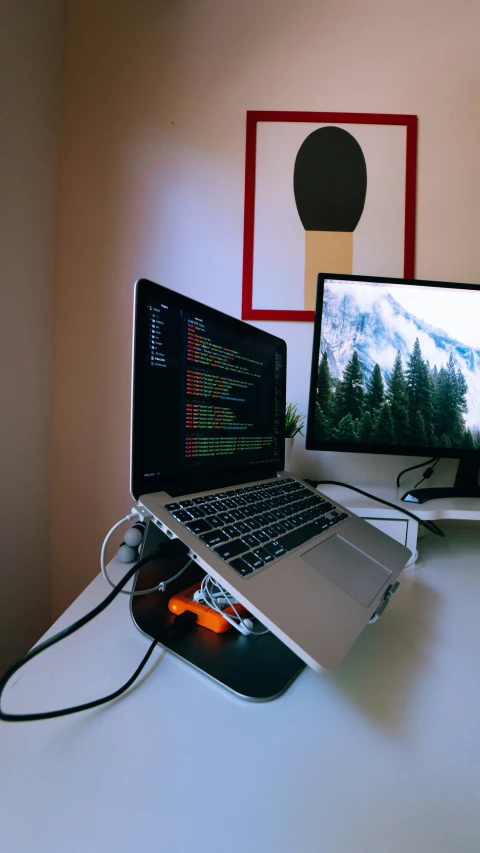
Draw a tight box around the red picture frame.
[241,111,418,322]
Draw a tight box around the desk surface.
[1,530,480,853]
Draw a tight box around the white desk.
[1,530,480,853]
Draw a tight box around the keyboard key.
[241,533,261,548]
[222,498,237,509]
[254,530,271,543]
[229,508,248,521]
[214,539,248,560]
[234,521,252,535]
[252,547,274,563]
[283,482,304,492]
[264,540,287,558]
[242,552,264,570]
[217,512,237,524]
[223,525,241,539]
[204,514,223,528]
[311,505,329,518]
[201,499,216,511]
[264,523,284,538]
[186,507,206,519]
[179,500,194,507]
[199,529,228,546]
[289,515,302,528]
[271,520,291,533]
[293,498,311,513]
[269,498,282,509]
[264,511,278,523]
[165,503,180,511]
[172,510,192,523]
[229,558,253,576]
[185,518,213,535]
[238,518,258,531]
[277,521,324,551]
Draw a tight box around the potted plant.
[284,403,305,471]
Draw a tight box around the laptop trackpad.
[301,535,392,607]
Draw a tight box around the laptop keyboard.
[164,478,349,578]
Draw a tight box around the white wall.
[0,0,65,672]
[53,0,480,614]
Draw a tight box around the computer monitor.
[306,273,480,504]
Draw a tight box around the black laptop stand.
[130,521,305,701]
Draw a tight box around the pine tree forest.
[315,338,477,449]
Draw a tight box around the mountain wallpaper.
[314,281,480,449]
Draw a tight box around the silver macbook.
[131,279,411,670]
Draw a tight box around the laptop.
[131,279,411,670]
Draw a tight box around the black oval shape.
[294,126,367,232]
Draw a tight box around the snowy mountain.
[320,284,480,430]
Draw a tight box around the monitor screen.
[306,274,480,458]
[131,280,286,499]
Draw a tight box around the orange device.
[168,584,250,633]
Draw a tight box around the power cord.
[396,457,440,488]
[0,544,197,723]
[414,458,440,488]
[305,479,445,538]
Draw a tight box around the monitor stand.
[130,521,305,701]
[401,457,480,504]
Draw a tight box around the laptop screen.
[131,280,286,498]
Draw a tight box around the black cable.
[307,479,445,538]
[396,457,439,488]
[0,546,197,722]
[414,457,440,488]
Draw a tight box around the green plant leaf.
[285,402,305,438]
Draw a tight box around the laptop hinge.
[161,466,280,498]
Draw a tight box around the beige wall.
[52,0,480,615]
[0,0,65,672]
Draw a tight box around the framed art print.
[241,111,418,321]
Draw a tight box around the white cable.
[205,576,268,635]
[101,514,138,594]
[100,512,192,597]
[200,574,269,636]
